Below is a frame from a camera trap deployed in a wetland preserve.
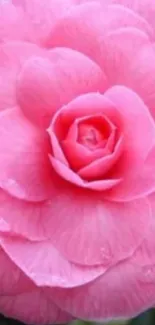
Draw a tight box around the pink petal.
[106,4,153,38]
[104,86,155,174]
[126,42,155,119]
[0,289,72,325]
[52,247,155,321]
[50,155,121,191]
[112,0,155,34]
[12,0,78,45]
[0,41,44,110]
[48,130,69,166]
[0,183,151,266]
[0,237,106,288]
[98,29,155,117]
[78,135,123,180]
[0,247,33,295]
[0,108,53,202]
[95,3,154,38]
[0,189,58,241]
[50,111,106,170]
[62,140,108,170]
[49,6,155,114]
[47,194,151,265]
[51,93,119,134]
[17,48,107,127]
[48,2,152,51]
[0,2,33,43]
[53,217,155,321]
[105,145,155,202]
[53,113,116,171]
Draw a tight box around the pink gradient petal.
[0,41,44,110]
[48,2,152,51]
[0,289,72,325]
[62,140,108,170]
[112,0,155,33]
[0,2,33,43]
[52,217,155,321]
[12,0,79,45]
[0,183,151,265]
[51,93,119,135]
[52,239,155,321]
[56,113,117,171]
[0,247,33,295]
[125,42,155,119]
[48,130,69,167]
[0,237,106,288]
[102,4,153,38]
[96,29,155,117]
[46,195,151,265]
[49,6,155,114]
[0,108,53,202]
[50,155,121,191]
[106,145,155,202]
[0,188,60,241]
[65,120,78,141]
[104,86,155,173]
[18,47,107,128]
[78,135,123,180]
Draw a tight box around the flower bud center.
[78,123,105,150]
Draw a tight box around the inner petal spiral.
[78,124,105,150]
[77,116,112,151]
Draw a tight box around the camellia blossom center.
[77,116,112,151]
[78,124,105,150]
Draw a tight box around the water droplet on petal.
[2,178,26,199]
[100,247,112,266]
[140,265,155,283]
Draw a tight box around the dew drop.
[100,247,112,265]
[140,265,155,283]
[2,178,26,199]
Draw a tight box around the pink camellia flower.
[1,0,155,324]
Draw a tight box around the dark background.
[1,309,155,325]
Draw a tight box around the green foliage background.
[1,308,155,324]
[70,310,155,325]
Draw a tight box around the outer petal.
[104,86,155,174]
[106,145,155,201]
[0,2,33,43]
[0,41,44,110]
[17,48,107,127]
[49,6,155,114]
[0,185,151,266]
[0,237,106,288]
[0,289,72,325]
[52,215,155,321]
[112,0,155,33]
[0,108,53,202]
[104,4,154,38]
[48,2,153,50]
[52,223,155,322]
[12,0,78,45]
[0,247,33,295]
